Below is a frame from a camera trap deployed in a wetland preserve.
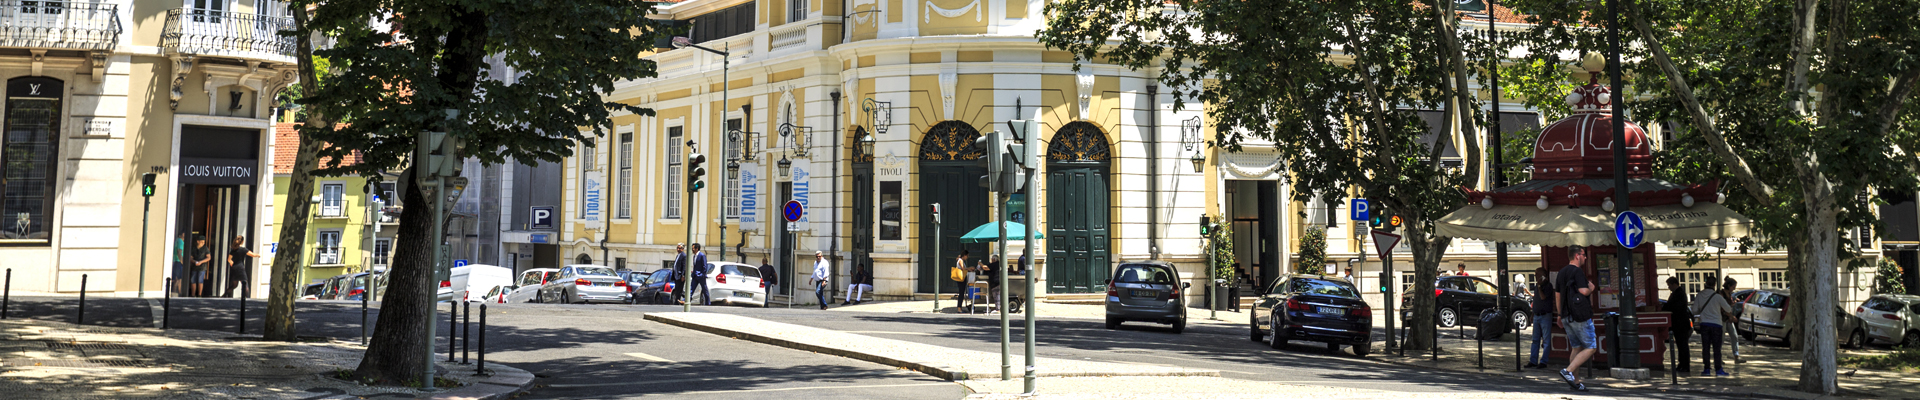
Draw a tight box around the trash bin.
[1604,312,1622,367]
[1475,309,1509,340]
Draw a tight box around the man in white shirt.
[810,251,832,310]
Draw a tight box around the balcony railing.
[160,8,295,59]
[0,1,119,51]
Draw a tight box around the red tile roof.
[273,123,361,174]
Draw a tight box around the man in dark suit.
[758,258,779,308]
[690,243,710,305]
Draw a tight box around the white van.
[439,264,514,302]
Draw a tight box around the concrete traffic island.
[0,318,533,399]
[644,311,1221,380]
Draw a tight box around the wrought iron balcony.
[160,8,295,60]
[0,1,120,51]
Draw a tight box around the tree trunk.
[353,167,436,384]
[1401,201,1451,351]
[263,2,327,342]
[1795,157,1841,395]
[1786,232,1807,352]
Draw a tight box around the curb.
[644,313,1220,381]
[1369,347,1820,400]
[427,361,538,400]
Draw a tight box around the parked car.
[341,272,379,302]
[440,264,513,302]
[317,274,351,300]
[474,285,511,303]
[1733,287,1865,347]
[506,268,558,303]
[1855,294,1920,347]
[538,265,629,304]
[619,270,655,304]
[631,269,677,304]
[301,283,325,300]
[699,262,766,307]
[1104,261,1188,333]
[1252,274,1373,356]
[1401,275,1531,330]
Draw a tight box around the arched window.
[917,121,983,161]
[1,77,62,243]
[1047,121,1111,163]
[575,254,593,265]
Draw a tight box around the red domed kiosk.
[1438,79,1753,367]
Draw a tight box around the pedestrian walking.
[1554,245,1597,391]
[191,235,212,297]
[690,243,710,305]
[982,254,1002,311]
[1722,277,1743,362]
[1455,264,1470,277]
[1661,276,1695,374]
[842,263,873,305]
[758,258,779,308]
[172,232,188,296]
[222,236,261,298]
[1693,277,1736,376]
[1526,267,1556,369]
[671,243,687,304]
[810,251,832,309]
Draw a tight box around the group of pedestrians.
[171,233,259,298]
[1523,245,1745,392]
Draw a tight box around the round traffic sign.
[783,200,804,222]
[1615,211,1646,249]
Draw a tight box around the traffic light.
[1005,120,1039,170]
[1378,270,1392,293]
[1388,215,1403,229]
[972,130,1004,192]
[140,173,156,197]
[414,110,464,185]
[1369,205,1388,228]
[1199,215,1211,236]
[687,153,707,192]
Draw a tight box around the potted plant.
[1205,215,1237,311]
[1297,226,1328,275]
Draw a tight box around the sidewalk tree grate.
[46,343,137,351]
[2,358,148,368]
[38,329,93,334]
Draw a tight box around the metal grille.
[0,1,120,51]
[2,358,147,368]
[158,8,295,57]
[45,343,135,351]
[38,329,91,334]
[917,121,982,161]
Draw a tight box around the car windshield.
[724,265,761,278]
[1113,265,1173,284]
[576,267,616,277]
[1757,292,1788,308]
[1290,279,1360,299]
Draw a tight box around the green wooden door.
[1046,166,1110,293]
[918,164,988,293]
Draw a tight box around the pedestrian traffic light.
[687,153,707,192]
[1199,215,1211,236]
[972,130,1004,192]
[140,173,156,197]
[1378,271,1391,293]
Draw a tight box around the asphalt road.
[1,295,1805,399]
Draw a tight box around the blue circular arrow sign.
[1615,211,1646,249]
[783,200,805,222]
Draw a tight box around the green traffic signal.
[1199,215,1212,236]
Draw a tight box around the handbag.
[950,266,965,282]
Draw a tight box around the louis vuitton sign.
[179,157,259,185]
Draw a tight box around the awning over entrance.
[960,221,1046,243]
[1436,203,1752,247]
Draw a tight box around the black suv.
[1251,274,1374,356]
[1402,275,1532,330]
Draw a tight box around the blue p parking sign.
[1350,199,1369,221]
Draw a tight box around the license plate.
[733,292,753,298]
[1131,290,1156,298]
[1316,306,1343,314]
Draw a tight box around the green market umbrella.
[959,221,1045,243]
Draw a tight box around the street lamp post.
[1181,117,1213,320]
[673,36,732,312]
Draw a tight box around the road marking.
[546,371,922,388]
[623,352,674,363]
[843,331,938,336]
[663,382,952,395]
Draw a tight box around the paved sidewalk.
[0,318,533,399]
[1370,331,1917,400]
[644,311,1220,380]
[825,299,1254,326]
[958,376,1618,400]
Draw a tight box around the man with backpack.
[1555,245,1598,392]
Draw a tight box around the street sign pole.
[998,191,1010,381]
[1022,160,1038,394]
[932,203,942,313]
[1372,229,1402,355]
[1607,0,1640,372]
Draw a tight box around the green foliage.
[1205,216,1236,282]
[1874,258,1908,295]
[273,55,331,122]
[1296,227,1328,275]
[1840,346,1920,373]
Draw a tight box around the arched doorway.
[574,254,592,265]
[917,121,988,294]
[1046,121,1113,294]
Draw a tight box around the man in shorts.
[1555,245,1598,391]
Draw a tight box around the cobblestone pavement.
[0,318,531,399]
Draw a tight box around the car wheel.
[1172,318,1185,334]
[1268,312,1289,349]
[1250,313,1264,342]
[1512,310,1531,331]
[1904,330,1920,348]
[1353,340,1373,357]
[1106,317,1121,330]
[1438,307,1459,328]
[1848,329,1867,349]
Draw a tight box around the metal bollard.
[474,303,488,375]
[78,274,87,325]
[361,288,369,345]
[462,301,470,364]
[163,278,172,329]
[3,268,10,320]
[447,302,457,362]
[237,291,246,334]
